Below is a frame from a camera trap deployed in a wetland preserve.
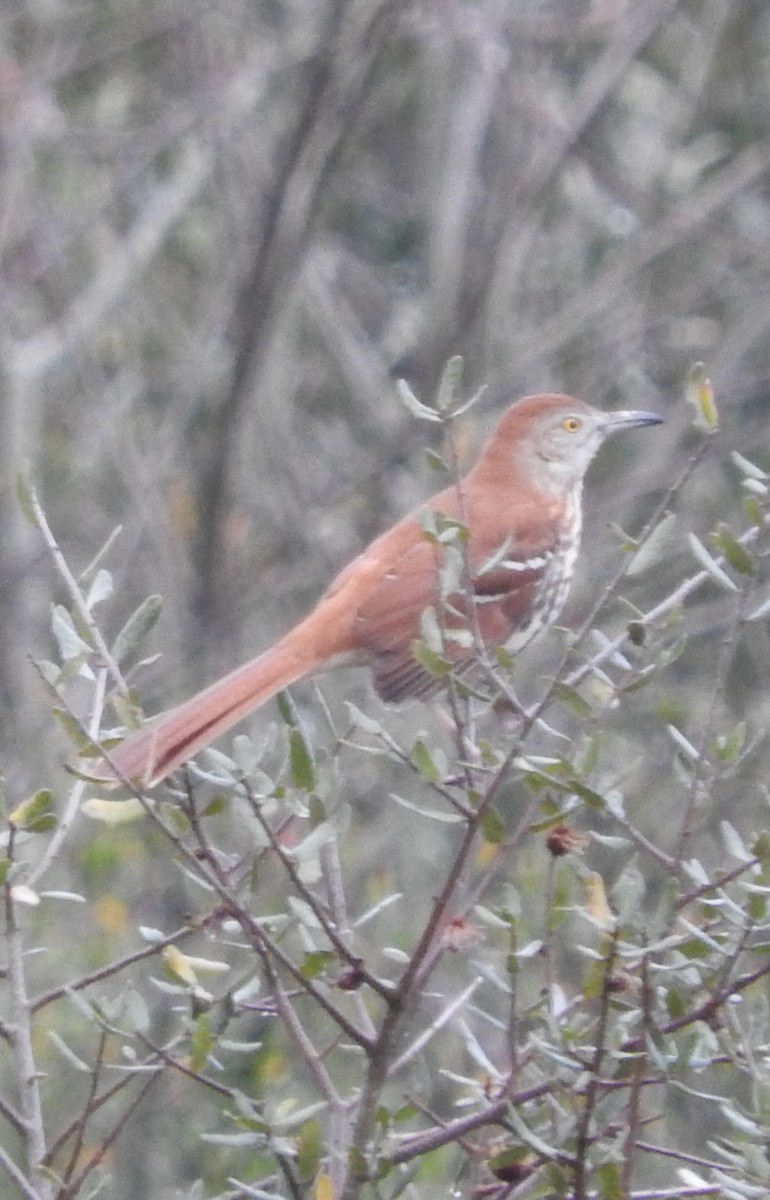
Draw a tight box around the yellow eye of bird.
[562,416,582,432]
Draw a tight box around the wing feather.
[349,484,566,702]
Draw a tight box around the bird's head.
[484,393,663,493]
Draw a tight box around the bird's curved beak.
[602,409,664,433]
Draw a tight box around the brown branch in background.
[192,0,411,628]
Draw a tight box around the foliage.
[2,2,770,1198]
[6,368,770,1200]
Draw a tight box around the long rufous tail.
[91,625,328,788]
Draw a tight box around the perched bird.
[91,393,662,787]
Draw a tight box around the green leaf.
[410,639,452,679]
[527,811,569,834]
[678,937,710,961]
[110,690,144,731]
[275,690,297,726]
[494,645,514,669]
[8,789,56,833]
[296,1119,323,1180]
[583,955,609,1001]
[481,806,506,845]
[202,795,228,817]
[435,511,469,545]
[411,738,441,784]
[299,950,334,980]
[309,795,327,826]
[570,781,605,810]
[552,682,593,717]
[685,362,719,431]
[160,801,191,836]
[743,494,764,525]
[575,732,602,777]
[711,523,755,576]
[626,512,677,576]
[424,448,449,472]
[348,1147,368,1182]
[111,594,163,666]
[289,728,315,791]
[488,1147,535,1184]
[81,797,147,824]
[549,870,571,931]
[713,722,746,763]
[596,1161,623,1200]
[751,832,770,862]
[375,1106,391,1129]
[190,1012,214,1073]
[620,664,658,692]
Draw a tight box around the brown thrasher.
[92,393,662,787]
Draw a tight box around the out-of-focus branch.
[191,0,411,626]
[8,39,275,388]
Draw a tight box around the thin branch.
[59,1029,108,1191]
[32,924,197,1012]
[672,585,751,867]
[0,1144,44,1200]
[563,513,768,693]
[43,1064,162,1166]
[675,856,761,911]
[241,780,393,1001]
[4,870,52,1200]
[58,1069,161,1200]
[573,929,619,1200]
[622,955,770,1053]
[26,479,125,689]
[388,976,483,1077]
[260,954,345,1112]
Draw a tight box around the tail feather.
[91,635,320,788]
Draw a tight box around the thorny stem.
[4,871,52,1200]
[572,929,619,1200]
[57,1071,161,1200]
[43,1066,162,1167]
[621,955,770,1054]
[59,1030,108,1192]
[27,483,126,691]
[562,511,767,695]
[31,924,198,1012]
[26,662,107,891]
[240,779,392,1000]
[672,586,751,868]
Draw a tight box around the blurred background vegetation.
[3,2,770,1197]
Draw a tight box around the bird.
[90,393,662,788]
